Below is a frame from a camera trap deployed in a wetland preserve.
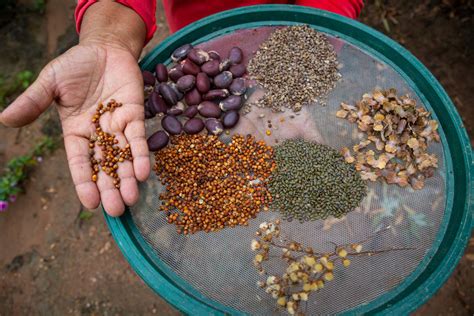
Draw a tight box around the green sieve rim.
[104,5,474,315]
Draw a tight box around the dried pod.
[198,101,222,118]
[147,130,169,151]
[219,59,232,72]
[142,70,155,86]
[183,105,199,118]
[184,88,202,106]
[196,72,211,93]
[182,59,200,75]
[149,92,168,114]
[155,63,168,82]
[205,118,224,135]
[176,74,196,92]
[203,89,229,101]
[229,78,247,95]
[208,50,221,61]
[167,102,185,116]
[222,110,240,128]
[183,118,205,134]
[161,115,182,135]
[171,43,193,62]
[169,65,185,82]
[187,48,209,65]
[229,64,246,77]
[214,71,233,88]
[201,59,220,76]
[159,84,178,106]
[219,95,242,111]
[229,47,243,64]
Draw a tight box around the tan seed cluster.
[89,100,133,188]
[154,134,276,234]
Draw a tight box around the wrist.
[79,1,146,59]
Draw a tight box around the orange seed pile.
[154,134,276,234]
[89,100,133,188]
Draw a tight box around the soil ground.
[0,0,472,315]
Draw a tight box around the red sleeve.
[295,0,364,19]
[75,0,157,44]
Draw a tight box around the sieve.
[105,5,473,315]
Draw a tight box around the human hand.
[0,1,149,216]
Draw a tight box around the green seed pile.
[269,139,367,222]
[247,25,340,112]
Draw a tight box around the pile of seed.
[269,139,366,222]
[247,25,340,112]
[154,134,275,234]
[90,100,133,188]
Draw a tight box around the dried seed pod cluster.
[269,139,367,222]
[89,100,133,188]
[247,25,340,112]
[154,134,276,234]
[143,44,248,152]
[337,89,440,190]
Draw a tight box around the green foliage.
[79,210,94,220]
[34,0,46,14]
[0,70,35,110]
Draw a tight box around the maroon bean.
[169,83,184,100]
[161,115,182,135]
[142,71,155,86]
[145,108,154,119]
[183,118,205,134]
[222,110,240,128]
[182,59,200,75]
[208,50,221,61]
[167,102,185,116]
[169,65,184,82]
[201,59,220,76]
[187,48,209,65]
[229,64,246,77]
[229,78,247,95]
[219,59,231,72]
[203,89,229,101]
[219,95,242,111]
[205,118,224,136]
[196,72,211,93]
[155,64,168,82]
[147,130,169,151]
[213,71,233,88]
[176,75,196,92]
[183,105,199,118]
[150,92,168,114]
[159,84,178,106]
[229,47,243,64]
[198,101,221,118]
[171,44,193,62]
[184,88,202,106]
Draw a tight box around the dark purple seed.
[145,98,156,115]
[176,75,195,92]
[155,64,168,82]
[147,130,169,151]
[229,64,246,77]
[219,59,231,72]
[184,88,202,106]
[213,71,233,89]
[145,102,155,119]
[208,50,221,61]
[187,48,209,65]
[150,92,168,114]
[196,72,210,93]
[159,84,178,106]
[161,115,182,135]
[182,59,200,75]
[229,78,247,95]
[222,110,240,128]
[198,101,221,118]
[142,71,155,86]
[171,44,193,62]
[169,83,184,100]
[183,105,199,118]
[154,83,161,92]
[203,89,229,101]
[219,95,242,111]
[183,118,205,134]
[205,118,224,136]
[169,65,184,82]
[201,60,220,76]
[167,102,185,115]
[229,47,243,64]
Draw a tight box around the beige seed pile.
[248,25,340,112]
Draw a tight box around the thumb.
[0,64,56,127]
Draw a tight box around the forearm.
[79,1,147,59]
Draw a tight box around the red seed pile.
[154,134,276,234]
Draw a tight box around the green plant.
[0,70,35,110]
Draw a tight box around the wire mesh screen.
[131,27,446,315]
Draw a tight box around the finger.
[96,160,126,217]
[0,64,56,127]
[64,134,100,210]
[124,119,150,182]
[114,132,140,206]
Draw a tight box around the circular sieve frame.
[105,5,474,315]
